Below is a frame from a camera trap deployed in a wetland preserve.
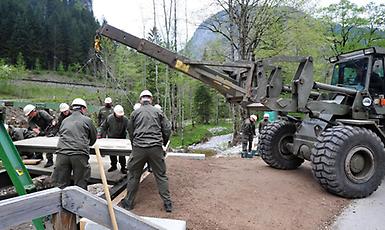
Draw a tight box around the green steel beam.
[0,112,44,229]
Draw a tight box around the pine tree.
[0,0,98,70]
[194,84,213,124]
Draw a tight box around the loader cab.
[330,47,385,95]
[331,57,368,91]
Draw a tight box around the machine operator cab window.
[370,58,385,95]
[331,58,368,91]
[331,57,385,95]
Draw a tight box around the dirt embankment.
[126,157,349,230]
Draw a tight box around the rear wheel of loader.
[259,120,304,169]
[311,126,385,198]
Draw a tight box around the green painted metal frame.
[0,115,44,229]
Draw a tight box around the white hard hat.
[23,104,36,116]
[154,104,162,110]
[139,90,152,98]
[104,97,112,104]
[59,103,70,112]
[71,98,87,108]
[264,113,270,118]
[114,104,124,116]
[133,103,141,110]
[250,114,258,121]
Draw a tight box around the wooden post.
[52,210,77,230]
[94,144,119,230]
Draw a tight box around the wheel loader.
[255,47,385,198]
[97,24,385,198]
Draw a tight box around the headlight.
[362,97,372,107]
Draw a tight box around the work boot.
[121,199,134,211]
[108,166,117,172]
[44,160,54,168]
[164,201,172,213]
[120,167,127,174]
[240,151,246,158]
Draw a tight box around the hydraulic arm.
[97,24,248,103]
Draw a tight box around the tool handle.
[94,144,119,230]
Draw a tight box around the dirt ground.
[127,156,349,230]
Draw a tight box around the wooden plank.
[52,209,77,230]
[26,164,123,185]
[0,187,62,229]
[25,165,52,176]
[100,178,127,200]
[62,186,166,230]
[111,171,150,206]
[167,152,205,160]
[23,159,42,165]
[14,137,132,156]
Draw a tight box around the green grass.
[170,121,233,148]
[0,79,99,103]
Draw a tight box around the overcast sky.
[93,0,380,48]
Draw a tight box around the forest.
[0,0,385,146]
[0,0,98,70]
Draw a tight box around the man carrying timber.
[51,98,97,190]
[122,90,172,212]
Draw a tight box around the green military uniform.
[8,126,37,158]
[259,119,269,133]
[28,110,54,161]
[52,110,97,190]
[123,102,172,210]
[9,126,36,141]
[241,118,256,155]
[100,113,129,169]
[98,106,113,127]
[50,111,72,136]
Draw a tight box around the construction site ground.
[126,156,349,230]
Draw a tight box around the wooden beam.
[62,186,166,230]
[0,187,62,229]
[52,209,77,230]
[23,159,42,165]
[111,171,150,206]
[14,137,132,156]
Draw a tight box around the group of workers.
[3,92,271,213]
[20,90,172,212]
[241,113,270,158]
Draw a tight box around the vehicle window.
[372,59,384,78]
[331,58,368,91]
[369,58,385,95]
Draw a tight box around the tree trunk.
[231,103,241,146]
[170,80,178,131]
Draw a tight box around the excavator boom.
[97,24,248,103]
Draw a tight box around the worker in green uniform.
[97,97,114,127]
[122,90,173,212]
[51,103,72,136]
[258,114,270,133]
[100,104,129,174]
[23,104,56,167]
[241,114,257,158]
[51,98,97,190]
[5,124,37,158]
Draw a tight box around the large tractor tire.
[311,126,385,198]
[259,120,304,169]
